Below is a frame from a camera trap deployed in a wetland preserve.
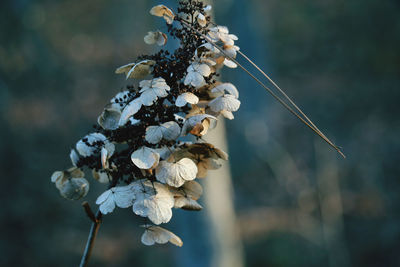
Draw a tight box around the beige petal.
[149,5,175,24]
[144,31,168,46]
[141,225,183,247]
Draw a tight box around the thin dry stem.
[79,209,102,267]
[178,18,345,158]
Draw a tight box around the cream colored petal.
[115,62,135,74]
[126,60,155,79]
[131,147,160,170]
[149,5,175,24]
[141,225,183,247]
[208,94,241,112]
[211,83,239,98]
[132,181,174,225]
[175,92,199,107]
[174,196,203,211]
[155,158,198,187]
[118,98,142,126]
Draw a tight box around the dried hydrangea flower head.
[52,1,344,259]
[51,0,241,247]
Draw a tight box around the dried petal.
[175,92,199,107]
[131,147,160,169]
[150,5,175,24]
[59,178,89,200]
[132,181,174,224]
[96,185,135,214]
[141,225,183,247]
[144,31,168,46]
[208,94,241,113]
[156,158,198,187]
[145,121,181,144]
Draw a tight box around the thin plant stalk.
[79,210,102,267]
[178,18,345,158]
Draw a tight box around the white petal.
[145,125,164,144]
[96,190,115,214]
[98,108,121,130]
[118,98,142,126]
[131,147,160,169]
[160,121,181,140]
[156,158,198,187]
[174,197,203,211]
[185,72,205,88]
[92,169,111,183]
[220,110,234,120]
[145,121,181,144]
[211,83,239,98]
[204,5,212,12]
[141,225,183,247]
[113,185,135,208]
[175,92,199,107]
[208,94,241,112]
[197,13,207,27]
[132,181,174,224]
[194,63,212,77]
[223,58,237,68]
[70,149,79,167]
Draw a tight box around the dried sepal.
[181,114,217,136]
[184,63,212,88]
[155,158,198,187]
[139,78,170,106]
[51,167,84,190]
[141,225,183,247]
[208,94,241,113]
[98,108,121,130]
[210,83,239,98]
[131,147,160,170]
[149,5,175,24]
[96,185,135,215]
[92,169,111,183]
[115,60,155,79]
[59,177,89,200]
[145,121,181,144]
[118,98,142,126]
[175,92,199,107]
[197,13,207,27]
[132,181,174,225]
[70,149,79,167]
[144,31,168,46]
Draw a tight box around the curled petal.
[144,31,168,46]
[150,5,175,24]
[175,92,199,107]
[141,225,183,247]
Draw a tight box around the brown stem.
[79,209,102,267]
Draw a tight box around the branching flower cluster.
[51,0,241,247]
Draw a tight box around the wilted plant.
[51,1,344,266]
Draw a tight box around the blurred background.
[1,0,399,266]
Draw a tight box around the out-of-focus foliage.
[0,0,399,266]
